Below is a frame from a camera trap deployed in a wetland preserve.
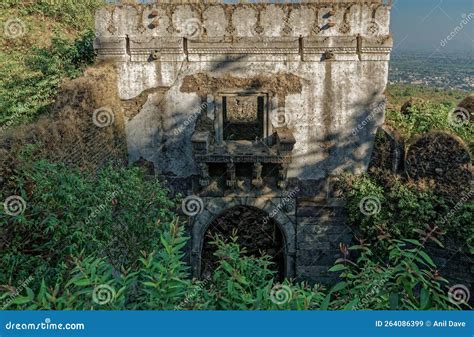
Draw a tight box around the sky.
[390,0,474,53]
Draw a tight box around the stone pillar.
[252,162,263,188]
[198,163,210,187]
[226,162,236,189]
[278,163,289,189]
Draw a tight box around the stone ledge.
[95,35,393,61]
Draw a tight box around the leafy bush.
[1,157,469,311]
[1,155,175,289]
[2,232,328,311]
[5,228,464,310]
[0,29,96,127]
[386,101,473,147]
[386,84,466,109]
[340,174,473,252]
[1,219,190,310]
[1,0,104,29]
[327,237,463,310]
[200,236,327,310]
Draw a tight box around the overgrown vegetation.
[1,0,103,30]
[1,153,469,310]
[386,100,473,147]
[0,1,100,127]
[340,174,473,252]
[0,30,96,127]
[386,84,466,110]
[1,146,175,288]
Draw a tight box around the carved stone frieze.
[226,96,259,123]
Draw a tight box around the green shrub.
[341,174,473,251]
[2,232,329,311]
[327,237,466,310]
[386,101,473,147]
[1,0,104,29]
[5,230,461,310]
[1,219,190,310]
[0,156,175,289]
[0,30,96,127]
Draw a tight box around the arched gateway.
[190,197,296,279]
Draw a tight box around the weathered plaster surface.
[95,1,391,179]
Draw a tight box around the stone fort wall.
[94,0,392,180]
[94,0,393,283]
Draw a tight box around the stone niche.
[94,0,392,283]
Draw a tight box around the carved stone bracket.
[226,162,236,189]
[191,131,211,155]
[198,163,210,187]
[278,163,289,190]
[252,163,263,188]
[275,127,296,156]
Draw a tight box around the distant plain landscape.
[389,51,473,91]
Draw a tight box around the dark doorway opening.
[201,206,285,280]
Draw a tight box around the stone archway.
[190,196,296,280]
[201,205,285,280]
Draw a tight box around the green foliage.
[3,220,190,310]
[1,158,469,311]
[0,29,96,127]
[2,232,328,311]
[192,236,327,310]
[386,101,473,147]
[193,235,276,310]
[1,0,104,29]
[343,175,386,238]
[327,238,466,310]
[28,30,96,78]
[386,84,466,108]
[341,174,473,251]
[0,156,175,289]
[1,1,468,313]
[5,228,461,311]
[136,221,191,310]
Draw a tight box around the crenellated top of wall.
[95,1,392,62]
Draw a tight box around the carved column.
[278,163,289,189]
[226,162,236,189]
[198,163,210,187]
[252,162,263,188]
